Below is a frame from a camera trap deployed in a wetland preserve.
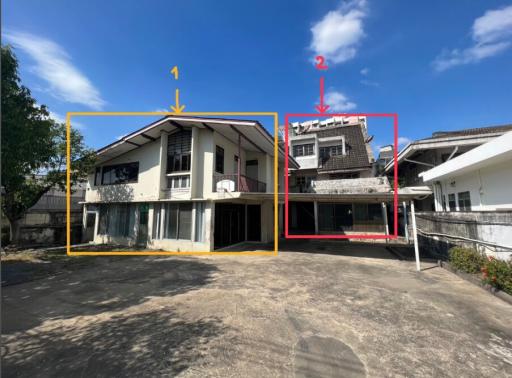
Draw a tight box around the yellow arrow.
[170,88,185,113]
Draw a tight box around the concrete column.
[190,127,199,197]
[382,202,389,237]
[403,201,409,242]
[314,201,319,234]
[158,131,168,199]
[410,200,421,271]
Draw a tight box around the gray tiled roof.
[430,124,512,138]
[317,125,371,172]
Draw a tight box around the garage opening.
[214,203,246,249]
[289,201,315,234]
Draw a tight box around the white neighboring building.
[421,131,512,212]
[420,131,512,260]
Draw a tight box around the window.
[167,175,190,189]
[101,162,139,185]
[448,194,456,211]
[292,143,314,157]
[458,191,471,211]
[296,176,313,187]
[194,202,205,242]
[215,146,224,173]
[98,204,136,237]
[162,203,193,240]
[94,167,102,186]
[320,145,344,158]
[167,129,192,173]
[152,203,161,239]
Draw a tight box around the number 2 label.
[315,56,328,70]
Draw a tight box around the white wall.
[85,139,161,203]
[439,159,512,211]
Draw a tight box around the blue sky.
[3,0,512,152]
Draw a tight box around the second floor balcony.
[213,174,266,193]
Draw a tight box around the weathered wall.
[414,211,512,260]
[310,177,390,194]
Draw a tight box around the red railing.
[213,174,266,193]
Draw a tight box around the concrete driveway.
[2,245,512,377]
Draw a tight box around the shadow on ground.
[2,308,226,377]
[2,257,219,332]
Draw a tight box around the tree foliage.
[1,45,95,241]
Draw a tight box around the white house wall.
[86,139,161,203]
[440,159,512,211]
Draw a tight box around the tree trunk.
[9,218,23,247]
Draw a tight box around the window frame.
[292,143,315,157]
[448,193,456,211]
[457,191,472,211]
[215,145,225,174]
[100,162,139,185]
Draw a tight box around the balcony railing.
[213,174,266,193]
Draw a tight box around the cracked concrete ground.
[2,245,512,377]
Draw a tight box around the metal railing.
[213,174,266,193]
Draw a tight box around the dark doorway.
[318,203,353,233]
[214,203,246,249]
[246,160,258,181]
[84,212,96,242]
[137,204,149,246]
[247,204,261,241]
[289,201,315,234]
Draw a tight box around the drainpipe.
[410,200,421,271]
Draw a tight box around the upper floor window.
[167,130,192,173]
[448,194,456,211]
[94,167,102,186]
[320,145,344,158]
[293,143,314,157]
[215,146,224,173]
[101,162,139,185]
[458,191,471,211]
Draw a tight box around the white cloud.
[324,90,356,111]
[310,0,368,65]
[360,67,369,75]
[4,31,105,109]
[433,5,512,71]
[360,79,379,87]
[398,136,411,146]
[152,108,168,113]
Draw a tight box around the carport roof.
[96,116,299,167]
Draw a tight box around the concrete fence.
[414,211,512,260]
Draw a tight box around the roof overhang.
[384,132,506,173]
[96,116,299,168]
[421,131,512,183]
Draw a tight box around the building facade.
[83,116,293,251]
[285,116,411,236]
[384,124,512,211]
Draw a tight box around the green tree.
[1,45,96,244]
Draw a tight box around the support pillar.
[403,201,409,242]
[382,202,389,240]
[410,200,421,271]
[314,201,319,235]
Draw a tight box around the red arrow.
[315,77,330,113]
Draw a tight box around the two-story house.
[83,116,296,251]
